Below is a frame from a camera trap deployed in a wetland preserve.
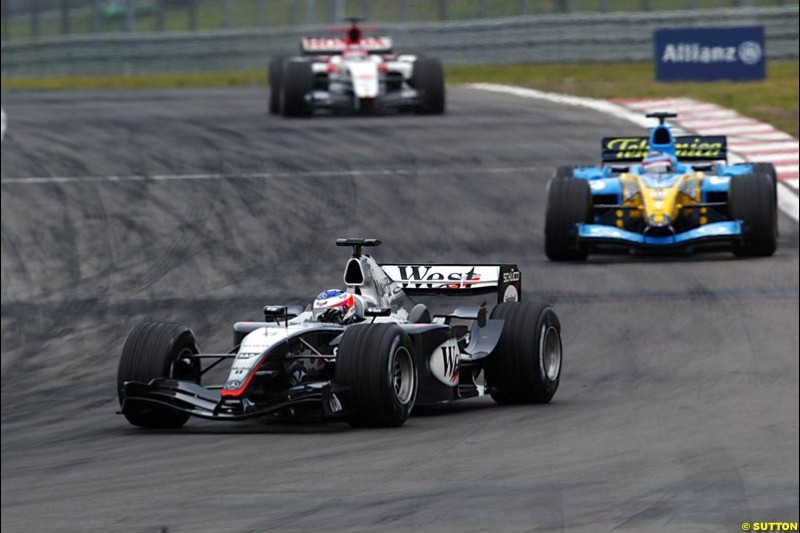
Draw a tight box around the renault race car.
[268,18,445,117]
[545,112,778,261]
[117,239,562,429]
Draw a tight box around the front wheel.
[545,177,592,261]
[268,55,286,115]
[554,165,577,179]
[485,301,562,404]
[117,321,201,428]
[280,59,313,118]
[412,57,445,115]
[335,323,417,427]
[729,172,777,257]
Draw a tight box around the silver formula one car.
[117,239,562,429]
[269,18,445,117]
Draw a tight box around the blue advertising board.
[654,26,766,82]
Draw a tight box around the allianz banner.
[654,26,766,81]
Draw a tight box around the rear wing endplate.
[301,36,393,55]
[602,135,727,163]
[381,264,521,304]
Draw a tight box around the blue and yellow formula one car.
[545,112,778,261]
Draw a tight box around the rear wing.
[381,264,521,304]
[301,36,393,55]
[602,135,727,163]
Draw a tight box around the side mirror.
[364,307,391,318]
[263,306,288,321]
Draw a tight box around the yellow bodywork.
[619,172,705,227]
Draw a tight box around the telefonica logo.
[661,41,762,64]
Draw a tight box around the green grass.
[2,61,797,136]
[0,70,267,90]
[3,0,797,41]
[448,62,800,136]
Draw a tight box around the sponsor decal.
[501,268,520,302]
[661,43,737,64]
[654,27,766,81]
[738,41,763,65]
[503,284,519,302]
[302,36,392,52]
[603,136,726,162]
[389,265,491,290]
[430,339,460,386]
[707,176,730,186]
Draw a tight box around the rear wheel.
[486,301,562,404]
[268,55,286,115]
[554,165,577,179]
[412,58,445,115]
[545,177,592,261]
[335,323,417,427]
[280,60,313,118]
[729,172,777,257]
[117,321,201,429]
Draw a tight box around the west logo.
[396,266,481,289]
[441,344,459,383]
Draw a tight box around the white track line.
[776,164,800,174]
[729,141,798,152]
[745,153,798,163]
[469,83,651,127]
[0,165,546,185]
[778,181,800,221]
[1,108,6,142]
[468,83,799,223]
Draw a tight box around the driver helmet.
[347,27,362,44]
[313,289,357,324]
[642,151,674,175]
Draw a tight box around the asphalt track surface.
[1,87,798,533]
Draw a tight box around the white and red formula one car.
[269,17,445,117]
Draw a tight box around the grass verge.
[2,61,797,136]
[1,70,267,91]
[448,62,799,137]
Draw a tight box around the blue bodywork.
[569,122,753,249]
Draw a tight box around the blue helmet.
[312,289,357,323]
[642,151,675,174]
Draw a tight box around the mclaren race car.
[545,112,778,260]
[268,18,445,117]
[117,239,562,429]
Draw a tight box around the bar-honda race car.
[117,239,562,429]
[545,112,778,260]
[268,18,444,117]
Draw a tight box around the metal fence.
[2,0,798,42]
[1,6,797,77]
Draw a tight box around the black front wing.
[121,379,349,421]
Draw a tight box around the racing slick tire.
[117,321,201,429]
[751,162,778,199]
[486,301,562,404]
[280,59,313,118]
[335,323,417,428]
[729,172,777,257]
[751,162,779,235]
[268,55,286,115]
[544,177,592,261]
[412,58,445,115]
